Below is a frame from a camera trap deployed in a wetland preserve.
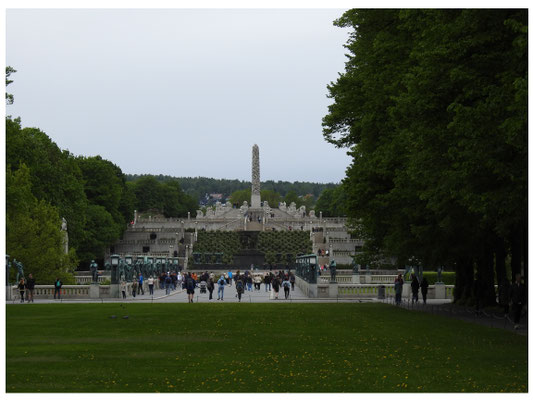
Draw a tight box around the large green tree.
[6,164,77,284]
[323,9,527,305]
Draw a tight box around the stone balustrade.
[7,284,118,300]
[75,275,111,285]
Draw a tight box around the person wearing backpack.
[289,273,296,291]
[217,275,227,301]
[54,278,63,300]
[186,273,196,303]
[235,277,245,302]
[282,277,291,300]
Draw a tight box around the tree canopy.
[323,9,527,305]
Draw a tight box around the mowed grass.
[6,303,527,392]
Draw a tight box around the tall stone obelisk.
[251,144,261,208]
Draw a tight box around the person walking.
[282,277,291,300]
[138,273,144,295]
[264,273,271,292]
[18,278,25,303]
[272,276,280,300]
[120,280,127,299]
[54,278,63,300]
[185,273,196,303]
[165,274,172,295]
[420,276,429,304]
[289,273,295,291]
[131,279,138,298]
[25,273,35,303]
[147,276,154,296]
[228,270,233,286]
[394,274,403,305]
[217,275,227,301]
[207,275,215,300]
[235,276,245,302]
[411,275,419,303]
[246,274,253,291]
[510,273,526,329]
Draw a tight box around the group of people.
[120,273,156,299]
[16,275,64,302]
[179,270,298,303]
[393,273,431,305]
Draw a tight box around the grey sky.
[6,8,352,183]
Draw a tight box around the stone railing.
[8,285,92,300]
[319,274,397,284]
[75,275,111,285]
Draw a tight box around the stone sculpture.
[89,260,99,283]
[251,144,261,208]
[14,259,24,282]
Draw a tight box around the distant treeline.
[125,174,338,203]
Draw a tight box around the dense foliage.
[126,174,337,204]
[323,9,527,305]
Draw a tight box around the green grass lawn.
[6,303,527,392]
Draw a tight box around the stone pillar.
[89,283,100,299]
[251,144,261,208]
[329,282,338,298]
[187,211,190,221]
[434,282,445,299]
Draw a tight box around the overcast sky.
[6,8,352,183]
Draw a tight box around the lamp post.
[110,254,120,297]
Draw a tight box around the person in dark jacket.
[207,275,215,300]
[420,276,429,304]
[510,274,526,329]
[272,276,280,300]
[289,273,296,290]
[186,273,196,303]
[18,278,26,303]
[25,273,36,303]
[411,275,420,303]
[54,278,63,300]
[235,276,245,302]
[394,274,403,305]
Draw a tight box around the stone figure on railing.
[14,259,24,283]
[118,259,126,282]
[437,266,443,283]
[351,260,359,274]
[89,260,99,283]
[309,210,316,218]
[279,202,287,212]
[299,205,306,218]
[196,209,204,219]
[134,259,142,277]
[330,259,337,282]
[105,261,117,284]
